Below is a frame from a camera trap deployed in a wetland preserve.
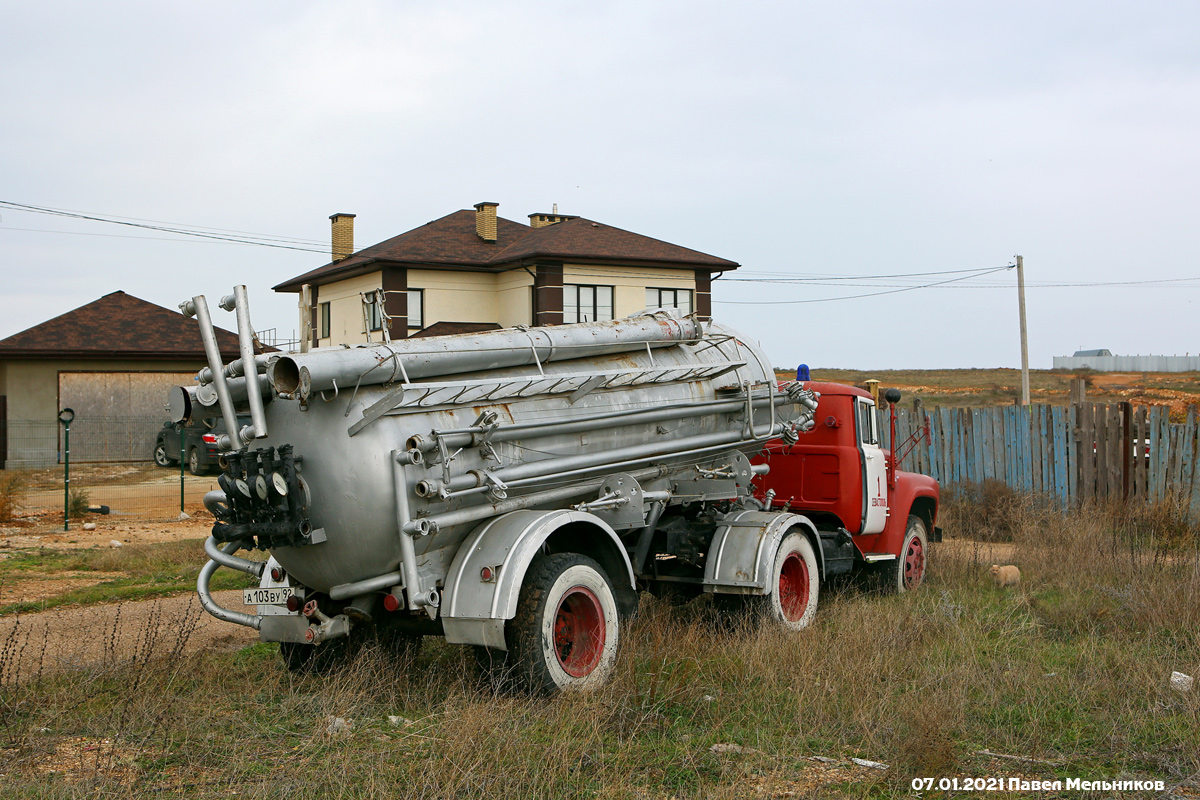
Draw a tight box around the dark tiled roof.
[490,217,738,268]
[407,321,503,339]
[275,208,738,291]
[0,291,245,360]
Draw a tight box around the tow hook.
[301,599,351,644]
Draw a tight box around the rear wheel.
[188,447,205,476]
[882,515,929,593]
[761,532,819,630]
[507,552,620,695]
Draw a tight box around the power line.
[0,226,278,245]
[0,200,328,253]
[713,265,1015,305]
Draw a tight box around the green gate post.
[58,408,75,531]
[180,431,186,514]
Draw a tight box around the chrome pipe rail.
[402,466,667,535]
[197,538,262,630]
[230,285,268,440]
[392,450,429,610]
[203,534,266,577]
[181,295,241,449]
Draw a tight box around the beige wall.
[308,264,696,346]
[563,264,696,318]
[316,271,383,347]
[408,269,500,329]
[495,270,534,327]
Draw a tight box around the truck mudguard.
[441,509,636,649]
[704,510,821,594]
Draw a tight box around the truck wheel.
[882,515,929,593]
[279,639,349,674]
[188,447,205,476]
[153,441,175,468]
[507,552,620,695]
[763,532,819,630]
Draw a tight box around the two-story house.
[273,202,738,347]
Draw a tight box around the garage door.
[58,372,196,462]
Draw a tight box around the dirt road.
[0,591,259,679]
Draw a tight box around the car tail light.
[202,433,218,444]
[270,566,286,582]
[286,596,301,612]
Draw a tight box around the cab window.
[857,400,878,446]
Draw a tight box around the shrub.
[0,470,28,523]
[67,487,91,520]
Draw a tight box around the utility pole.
[1016,254,1030,405]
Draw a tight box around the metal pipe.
[437,426,778,494]
[183,296,242,449]
[197,538,262,629]
[410,394,786,453]
[392,450,427,609]
[204,534,266,577]
[231,286,267,439]
[403,466,666,535]
[329,570,403,601]
[269,313,703,397]
[198,353,274,386]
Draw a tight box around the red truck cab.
[753,382,940,592]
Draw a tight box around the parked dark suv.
[154,415,250,475]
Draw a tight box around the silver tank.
[182,307,807,599]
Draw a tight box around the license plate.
[243,587,295,606]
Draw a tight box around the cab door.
[856,398,887,534]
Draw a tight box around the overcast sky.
[3,1,1198,369]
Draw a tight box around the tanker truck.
[181,287,856,693]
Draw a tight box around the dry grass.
[1,499,1198,798]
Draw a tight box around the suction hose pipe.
[197,537,263,629]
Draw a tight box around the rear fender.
[441,509,635,649]
[704,510,821,595]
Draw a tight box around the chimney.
[474,202,499,242]
[330,213,356,262]
[528,210,577,228]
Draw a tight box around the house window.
[645,288,693,315]
[563,284,613,324]
[407,289,424,329]
[319,302,331,339]
[366,293,383,332]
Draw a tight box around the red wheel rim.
[777,553,810,622]
[552,585,606,678]
[903,536,925,590]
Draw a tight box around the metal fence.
[881,401,1200,513]
[1,417,166,469]
[0,416,223,529]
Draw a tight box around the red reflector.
[270,567,285,582]
[383,593,400,612]
[202,433,218,444]
[286,596,301,612]
[480,566,494,582]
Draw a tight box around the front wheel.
[153,441,175,468]
[507,552,620,695]
[882,515,929,593]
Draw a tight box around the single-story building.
[0,291,243,467]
